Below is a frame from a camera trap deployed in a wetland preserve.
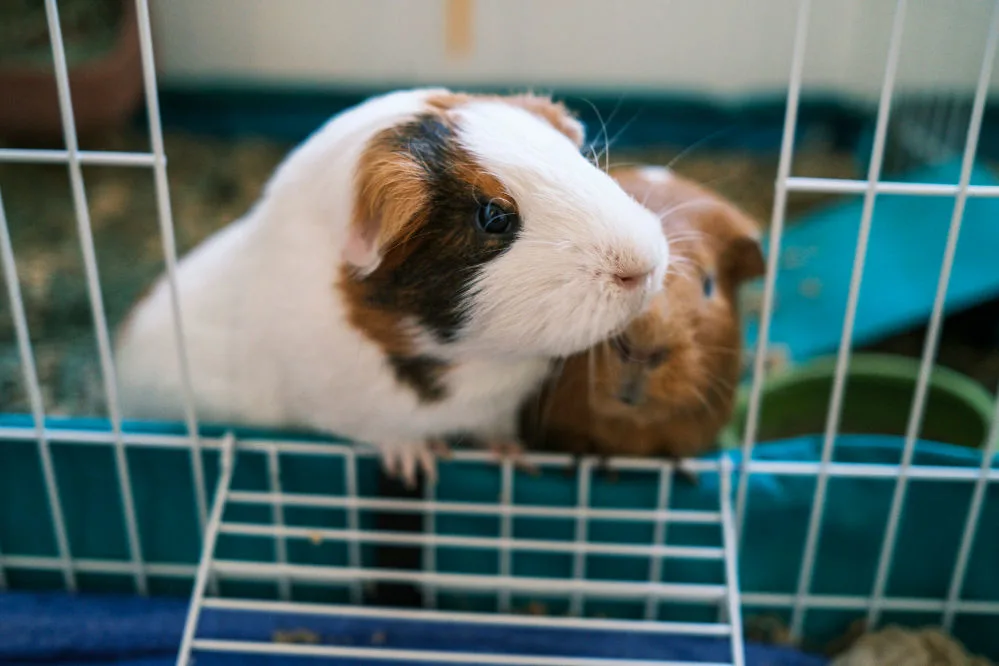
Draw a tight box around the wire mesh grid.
[0,0,998,664]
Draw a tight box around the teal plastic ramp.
[744,158,999,365]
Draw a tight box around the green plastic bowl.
[720,353,995,450]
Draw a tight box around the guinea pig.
[113,89,670,488]
[521,165,764,476]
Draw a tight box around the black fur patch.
[360,114,519,345]
[387,354,449,403]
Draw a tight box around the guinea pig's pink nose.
[614,269,652,290]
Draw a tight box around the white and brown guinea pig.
[113,89,669,487]
[522,165,765,472]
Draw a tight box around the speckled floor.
[0,128,995,417]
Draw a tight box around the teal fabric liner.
[1,414,997,656]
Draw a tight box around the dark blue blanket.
[0,592,826,665]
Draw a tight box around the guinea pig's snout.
[613,268,653,291]
[617,364,648,407]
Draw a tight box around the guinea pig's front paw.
[488,440,539,476]
[378,440,442,489]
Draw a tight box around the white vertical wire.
[498,460,514,613]
[344,449,362,605]
[569,460,593,617]
[266,446,291,601]
[869,1,999,629]
[720,458,745,666]
[736,0,812,537]
[644,464,673,620]
[423,475,438,610]
[0,190,76,591]
[47,0,152,593]
[176,432,236,666]
[133,0,210,550]
[44,0,146,595]
[943,390,999,630]
[788,0,909,639]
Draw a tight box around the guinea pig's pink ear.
[344,143,428,275]
[725,235,767,285]
[506,94,586,148]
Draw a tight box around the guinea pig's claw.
[490,440,539,476]
[379,443,439,489]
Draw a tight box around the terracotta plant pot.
[0,0,143,143]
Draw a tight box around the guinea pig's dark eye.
[703,274,715,298]
[647,348,670,367]
[475,201,519,235]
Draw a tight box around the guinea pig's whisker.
[591,99,632,164]
[578,97,612,173]
[665,125,736,170]
[656,199,715,221]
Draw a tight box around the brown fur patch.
[338,101,527,402]
[427,91,584,147]
[524,166,763,462]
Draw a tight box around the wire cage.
[1,1,999,665]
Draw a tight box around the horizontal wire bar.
[1,426,994,482]
[785,176,999,197]
[190,639,729,666]
[0,149,158,167]
[227,491,722,524]
[210,560,728,602]
[0,555,194,577]
[202,597,731,636]
[6,554,997,617]
[742,592,999,615]
[2,427,992,479]
[745,460,998,480]
[218,522,724,560]
[0,428,717,472]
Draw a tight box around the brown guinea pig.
[521,165,766,473]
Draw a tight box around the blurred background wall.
[150,0,996,100]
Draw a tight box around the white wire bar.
[133,0,209,547]
[498,460,514,613]
[343,447,363,605]
[569,459,593,617]
[226,490,721,524]
[265,446,291,601]
[423,473,438,609]
[785,177,999,197]
[0,190,76,591]
[719,459,745,666]
[210,560,727,601]
[202,597,732,636]
[743,592,999,614]
[176,432,236,666]
[0,427,720,472]
[43,0,147,595]
[189,639,730,666]
[867,0,999,629]
[789,0,909,640]
[217,523,723,560]
[0,149,158,166]
[5,552,998,616]
[644,463,674,620]
[736,0,812,535]
[943,390,999,630]
[0,426,994,483]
